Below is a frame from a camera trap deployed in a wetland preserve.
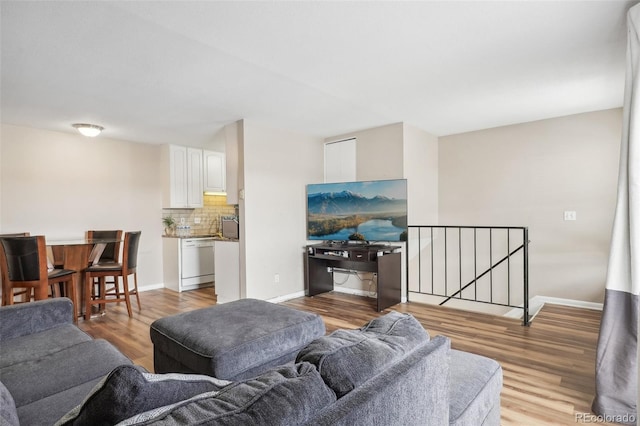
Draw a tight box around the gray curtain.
[592,4,640,426]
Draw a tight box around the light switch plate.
[564,211,577,221]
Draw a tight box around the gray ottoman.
[150,298,326,381]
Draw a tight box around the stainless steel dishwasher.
[180,237,215,289]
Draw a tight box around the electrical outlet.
[194,217,201,224]
[564,211,577,221]
[274,273,280,283]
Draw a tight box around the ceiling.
[0,1,635,146]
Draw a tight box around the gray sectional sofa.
[0,298,132,425]
[0,298,502,425]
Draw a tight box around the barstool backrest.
[124,231,142,270]
[87,230,123,264]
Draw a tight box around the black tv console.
[304,243,402,312]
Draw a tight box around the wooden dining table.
[47,238,121,319]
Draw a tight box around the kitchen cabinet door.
[163,145,188,208]
[187,147,203,207]
[204,150,226,193]
[162,144,203,208]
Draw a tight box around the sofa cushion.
[56,365,231,426]
[0,298,74,342]
[0,324,92,369]
[118,362,336,425]
[17,378,101,426]
[0,380,19,426]
[296,311,429,397]
[449,349,503,426]
[0,339,131,407]
[307,336,452,426]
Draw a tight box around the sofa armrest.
[0,298,74,342]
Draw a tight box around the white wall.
[439,108,623,303]
[402,123,438,225]
[240,121,323,300]
[3,108,618,306]
[402,123,439,305]
[0,124,165,288]
[330,123,405,181]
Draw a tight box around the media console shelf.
[304,243,402,312]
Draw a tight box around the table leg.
[62,245,91,319]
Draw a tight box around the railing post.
[417,227,421,295]
[489,228,493,303]
[444,227,448,297]
[523,227,530,326]
[507,229,511,306]
[430,227,434,294]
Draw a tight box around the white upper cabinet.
[223,122,239,204]
[204,150,226,193]
[187,147,204,207]
[162,144,203,208]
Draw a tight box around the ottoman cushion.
[449,350,503,426]
[150,299,325,381]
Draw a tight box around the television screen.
[306,179,408,242]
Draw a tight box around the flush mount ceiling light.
[72,123,104,137]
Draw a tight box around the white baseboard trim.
[504,295,603,320]
[534,295,603,311]
[266,291,306,304]
[139,283,165,292]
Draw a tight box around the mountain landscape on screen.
[306,180,408,242]
[308,191,405,215]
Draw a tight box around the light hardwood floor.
[78,288,607,425]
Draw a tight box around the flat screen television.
[306,179,408,242]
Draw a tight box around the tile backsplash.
[162,195,237,235]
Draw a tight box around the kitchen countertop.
[162,234,239,241]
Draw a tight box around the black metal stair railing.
[406,226,530,326]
